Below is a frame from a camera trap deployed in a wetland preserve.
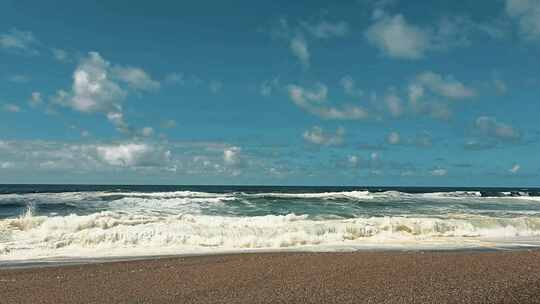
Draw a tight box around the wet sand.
[1,251,540,303]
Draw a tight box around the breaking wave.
[2,188,540,261]
[2,209,540,260]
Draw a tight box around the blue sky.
[1,0,540,186]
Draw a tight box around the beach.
[1,250,540,304]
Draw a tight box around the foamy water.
[1,186,540,262]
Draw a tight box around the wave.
[245,191,374,200]
[3,190,540,208]
[2,209,540,260]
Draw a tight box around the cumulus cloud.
[140,127,154,137]
[51,48,69,62]
[387,131,400,145]
[430,168,448,176]
[0,28,39,54]
[0,162,14,169]
[300,20,349,39]
[474,116,521,142]
[413,131,433,147]
[506,0,540,40]
[509,163,521,174]
[0,140,280,181]
[365,14,430,59]
[223,146,242,166]
[8,75,30,83]
[29,92,42,107]
[385,131,432,147]
[269,18,348,67]
[161,120,177,129]
[0,140,173,172]
[384,92,403,117]
[290,36,310,67]
[259,78,280,97]
[2,104,21,113]
[414,71,476,100]
[492,76,508,95]
[54,52,126,113]
[164,72,185,85]
[52,52,159,133]
[287,84,369,120]
[340,76,364,98]
[96,143,170,167]
[209,81,223,93]
[112,66,160,91]
[404,71,474,121]
[303,126,345,146]
[365,12,489,60]
[348,155,360,167]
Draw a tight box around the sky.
[1,0,540,186]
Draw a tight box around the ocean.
[1,185,540,264]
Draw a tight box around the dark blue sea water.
[1,184,540,262]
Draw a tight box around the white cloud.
[493,78,508,95]
[348,155,360,167]
[29,92,42,107]
[506,0,540,40]
[365,12,488,60]
[387,131,400,144]
[209,81,223,93]
[340,76,364,97]
[112,66,160,91]
[287,84,369,120]
[303,126,345,146]
[428,103,452,121]
[2,104,21,113]
[300,21,349,39]
[8,75,30,83]
[0,28,39,54]
[161,120,177,129]
[0,162,14,169]
[106,112,129,133]
[60,52,126,113]
[53,52,159,133]
[365,14,430,59]
[260,78,280,97]
[269,18,349,68]
[415,71,476,100]
[0,140,276,179]
[96,143,170,167]
[0,140,173,172]
[431,168,448,176]
[509,164,521,174]
[475,116,521,142]
[141,127,154,137]
[164,72,185,85]
[384,92,403,117]
[290,83,327,102]
[290,36,310,67]
[408,84,424,107]
[51,48,69,62]
[223,146,241,166]
[407,81,454,121]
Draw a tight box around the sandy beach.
[1,250,539,303]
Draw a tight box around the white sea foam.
[2,209,540,261]
[2,190,540,208]
[247,191,374,200]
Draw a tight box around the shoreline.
[2,245,539,270]
[1,250,540,303]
